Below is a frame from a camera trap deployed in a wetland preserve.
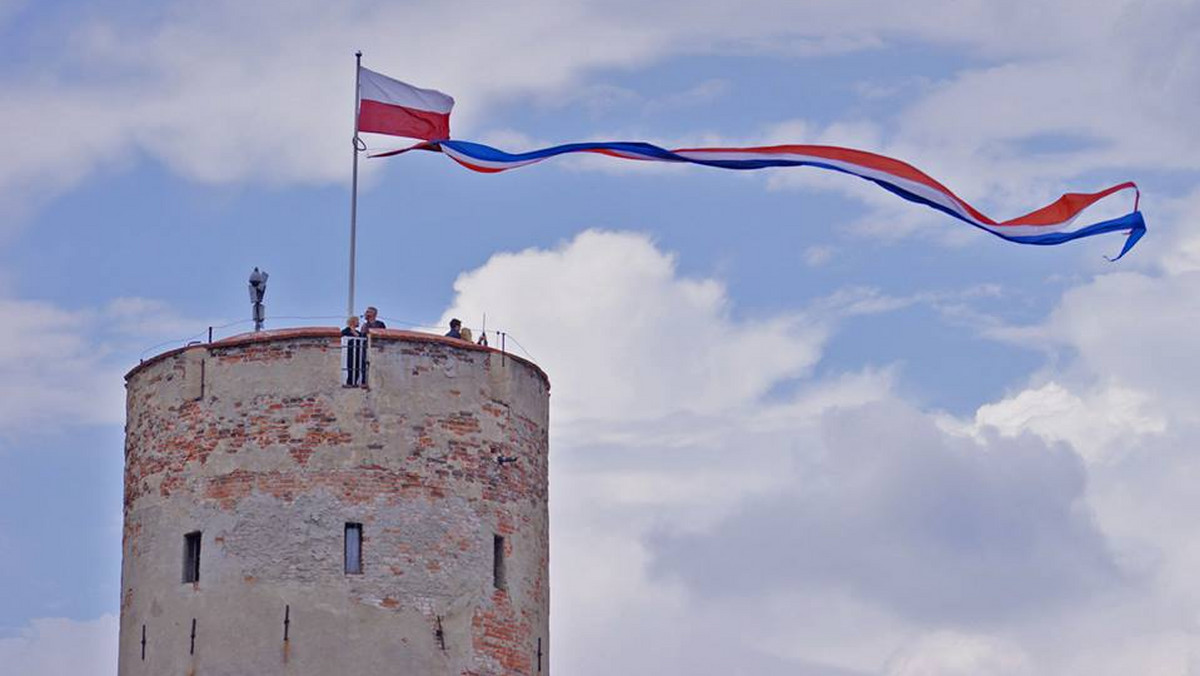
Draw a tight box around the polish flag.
[357,67,454,141]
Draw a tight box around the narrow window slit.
[345,523,363,574]
[493,534,507,590]
[182,531,201,584]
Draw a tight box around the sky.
[1,0,1199,673]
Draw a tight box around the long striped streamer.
[374,139,1145,260]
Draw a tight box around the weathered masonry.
[119,328,550,675]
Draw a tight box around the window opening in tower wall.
[493,534,507,590]
[345,523,363,574]
[182,531,201,583]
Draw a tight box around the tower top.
[126,326,549,389]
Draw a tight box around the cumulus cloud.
[437,230,921,673]
[438,229,827,424]
[985,248,1200,428]
[962,185,1200,466]
[648,401,1119,625]
[974,381,1166,463]
[902,184,1200,674]
[428,216,1200,674]
[432,230,1161,675]
[0,615,118,676]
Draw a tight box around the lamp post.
[248,267,269,331]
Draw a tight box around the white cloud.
[0,293,219,432]
[998,269,1200,423]
[885,631,1032,676]
[439,229,827,424]
[429,222,1200,675]
[974,187,1200,440]
[898,2,1200,178]
[0,298,124,429]
[974,381,1166,463]
[648,401,1119,626]
[915,184,1200,675]
[803,244,836,267]
[0,615,118,676]
[439,230,931,674]
[434,230,1185,676]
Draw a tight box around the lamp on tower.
[248,267,269,331]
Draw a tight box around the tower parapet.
[119,328,550,675]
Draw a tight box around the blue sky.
[2,1,1199,674]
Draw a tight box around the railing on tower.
[134,316,538,387]
[341,336,369,387]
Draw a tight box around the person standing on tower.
[362,306,386,333]
[446,318,462,339]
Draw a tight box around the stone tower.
[118,328,550,675]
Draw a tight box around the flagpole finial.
[356,50,362,59]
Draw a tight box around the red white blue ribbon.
[374,139,1145,260]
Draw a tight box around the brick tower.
[118,328,550,675]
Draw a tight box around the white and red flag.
[357,67,453,141]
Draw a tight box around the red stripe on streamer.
[677,144,997,223]
[994,182,1139,227]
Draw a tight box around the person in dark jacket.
[445,318,462,339]
[362,306,386,333]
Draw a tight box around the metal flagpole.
[347,50,364,319]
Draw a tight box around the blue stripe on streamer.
[1014,211,1146,262]
[442,140,686,163]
